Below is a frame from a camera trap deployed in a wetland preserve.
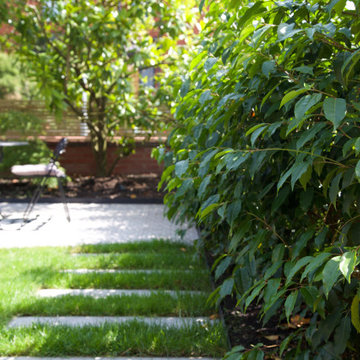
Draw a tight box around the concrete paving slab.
[0,357,217,360]
[37,289,207,298]
[0,203,197,248]
[8,316,218,328]
[61,269,202,274]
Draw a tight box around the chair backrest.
[52,138,68,161]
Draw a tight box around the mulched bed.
[0,173,164,202]
[222,299,295,354]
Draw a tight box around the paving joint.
[37,289,207,298]
[8,316,219,328]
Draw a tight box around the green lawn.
[0,240,227,357]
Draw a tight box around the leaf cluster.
[156,0,360,358]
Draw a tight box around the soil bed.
[0,173,163,202]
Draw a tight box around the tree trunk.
[88,97,108,177]
[88,120,108,177]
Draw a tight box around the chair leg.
[58,178,70,222]
[23,177,47,221]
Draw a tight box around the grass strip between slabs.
[71,239,196,254]
[41,270,211,291]
[0,321,227,357]
[70,252,204,270]
[0,240,211,325]
[13,293,214,317]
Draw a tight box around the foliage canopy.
[3,0,197,176]
[155,0,360,358]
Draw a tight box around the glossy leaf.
[339,251,357,283]
[285,290,298,322]
[351,295,360,333]
[294,93,322,120]
[277,23,302,41]
[175,159,189,177]
[280,88,308,108]
[323,97,347,129]
[322,256,342,298]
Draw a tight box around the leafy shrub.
[0,139,51,175]
[155,1,360,358]
[0,52,38,100]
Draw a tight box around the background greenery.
[155,0,360,358]
[3,0,199,176]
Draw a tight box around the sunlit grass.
[71,239,196,254]
[13,293,213,317]
[41,269,211,291]
[0,322,227,357]
[0,240,227,357]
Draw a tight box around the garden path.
[0,202,225,359]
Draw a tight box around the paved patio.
[0,202,198,248]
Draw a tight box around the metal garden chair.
[11,138,70,222]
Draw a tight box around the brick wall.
[43,136,164,177]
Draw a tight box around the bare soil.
[0,173,164,202]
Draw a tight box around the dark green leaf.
[300,286,319,309]
[292,229,315,259]
[180,78,191,97]
[250,125,268,146]
[263,278,281,304]
[226,199,242,226]
[198,175,211,199]
[339,251,357,283]
[264,260,283,280]
[199,90,212,104]
[296,123,327,149]
[333,317,351,355]
[277,23,302,41]
[272,185,290,213]
[323,97,347,129]
[175,159,189,177]
[329,172,343,206]
[261,60,276,78]
[293,66,314,75]
[322,256,342,297]
[245,282,266,310]
[294,93,322,120]
[301,252,331,282]
[204,58,217,72]
[280,88,308,108]
[286,256,312,285]
[300,188,314,211]
[355,160,360,180]
[215,256,232,281]
[219,277,234,299]
[291,160,311,190]
[285,290,298,322]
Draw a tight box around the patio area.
[0,202,198,248]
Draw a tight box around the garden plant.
[155,0,360,358]
[2,0,198,176]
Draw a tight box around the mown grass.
[13,293,214,317]
[72,239,196,254]
[0,243,209,324]
[0,240,227,357]
[0,322,227,357]
[41,270,211,291]
[70,252,203,270]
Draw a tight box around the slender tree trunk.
[88,97,108,177]
[88,119,108,177]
